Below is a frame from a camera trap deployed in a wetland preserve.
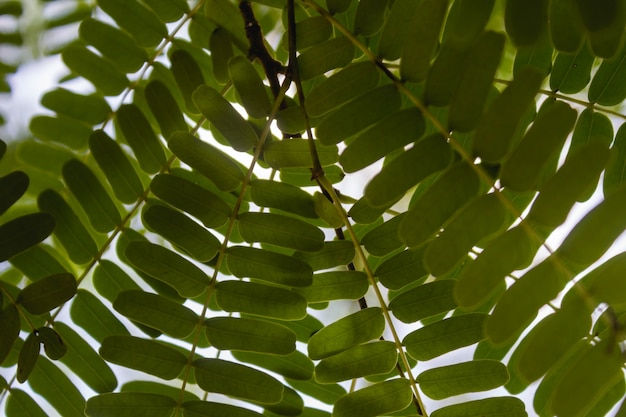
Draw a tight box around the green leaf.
[70,289,130,343]
[473,67,544,163]
[364,134,453,208]
[96,0,167,47]
[79,18,148,73]
[294,271,368,303]
[100,335,186,380]
[142,204,220,262]
[61,45,129,96]
[550,47,595,94]
[430,397,527,417]
[0,212,55,262]
[17,273,76,315]
[605,123,626,195]
[92,260,141,303]
[340,108,425,173]
[485,257,570,346]
[125,241,210,298]
[116,104,167,174]
[89,130,145,204]
[192,84,258,152]
[404,313,488,361]
[293,240,355,271]
[550,340,624,417]
[183,400,263,417]
[298,36,355,81]
[315,341,397,383]
[209,27,235,84]
[121,381,199,403]
[455,225,537,308]
[308,307,384,360]
[55,322,117,393]
[333,379,413,417]
[549,0,585,52]
[400,162,480,248]
[306,61,379,118]
[442,0,494,42]
[377,0,416,60]
[556,186,626,269]
[6,389,47,417]
[589,45,626,105]
[505,0,548,46]
[17,331,40,383]
[232,350,314,381]
[29,357,86,417]
[114,290,198,338]
[250,179,317,218]
[146,0,189,22]
[399,0,449,82]
[375,248,429,290]
[229,55,272,119]
[145,79,188,139]
[448,31,505,131]
[41,87,112,125]
[29,115,92,149]
[215,280,307,320]
[0,305,20,364]
[238,212,324,251]
[361,214,405,257]
[193,358,284,404]
[204,316,296,355]
[37,327,66,360]
[353,0,388,36]
[318,82,402,143]
[62,159,121,233]
[85,393,176,417]
[577,252,626,306]
[226,245,313,287]
[424,38,472,106]
[569,108,613,161]
[168,131,244,191]
[170,49,205,114]
[263,138,339,168]
[500,100,577,191]
[263,385,304,416]
[417,360,509,400]
[389,280,457,323]
[528,142,610,228]
[150,173,232,229]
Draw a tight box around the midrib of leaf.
[302,0,608,332]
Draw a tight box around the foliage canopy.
[1,0,626,416]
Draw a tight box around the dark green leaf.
[85,393,176,417]
[233,350,314,381]
[92,260,141,303]
[114,290,198,338]
[430,397,527,417]
[226,245,313,287]
[215,280,307,321]
[375,248,429,290]
[96,0,167,47]
[62,159,121,233]
[100,335,186,379]
[17,273,76,315]
[290,16,333,50]
[29,115,92,149]
[168,131,244,191]
[550,47,595,94]
[229,55,272,118]
[0,212,55,262]
[41,87,112,125]
[61,45,129,96]
[308,307,384,360]
[183,400,263,417]
[292,240,355,271]
[0,305,20,365]
[298,37,354,81]
[315,341,397,383]
[294,271,368,303]
[170,49,206,114]
[142,204,220,262]
[361,214,405,257]
[549,0,585,52]
[17,331,40,383]
[146,0,189,22]
[250,179,317,218]
[125,241,210,298]
[116,103,167,174]
[193,358,284,404]
[145,80,188,139]
[505,0,548,46]
[6,389,47,417]
[333,379,413,417]
[418,360,509,400]
[29,357,86,416]
[589,44,626,105]
[70,289,130,343]
[205,316,296,355]
[37,327,66,360]
[238,212,324,251]
[89,130,145,204]
[263,138,339,169]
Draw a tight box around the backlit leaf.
[41,87,112,125]
[233,350,314,381]
[145,79,188,139]
[6,389,47,417]
[226,245,313,287]
[37,327,66,360]
[292,240,355,271]
[298,37,354,81]
[418,360,509,400]
[250,179,317,218]
[549,0,585,52]
[17,332,40,383]
[377,0,417,60]
[29,357,85,416]
[114,290,198,338]
[229,55,272,119]
[0,305,20,365]
[238,212,324,251]
[29,115,92,149]
[389,280,457,323]
[193,358,284,404]
[125,241,209,297]
[315,341,397,383]
[0,212,55,262]
[308,307,384,360]
[61,45,129,96]
[85,393,175,417]
[100,335,186,380]
[353,0,388,36]
[505,0,548,46]
[168,131,244,191]
[263,138,339,168]
[333,379,413,417]
[70,289,130,343]
[116,104,166,174]
[375,248,429,290]
[294,271,368,303]
[183,401,263,417]
[170,49,205,114]
[215,280,307,321]
[550,47,595,94]
[205,316,296,355]
[589,45,626,105]
[431,397,527,417]
[17,273,76,315]
[96,0,167,47]
[92,260,141,303]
